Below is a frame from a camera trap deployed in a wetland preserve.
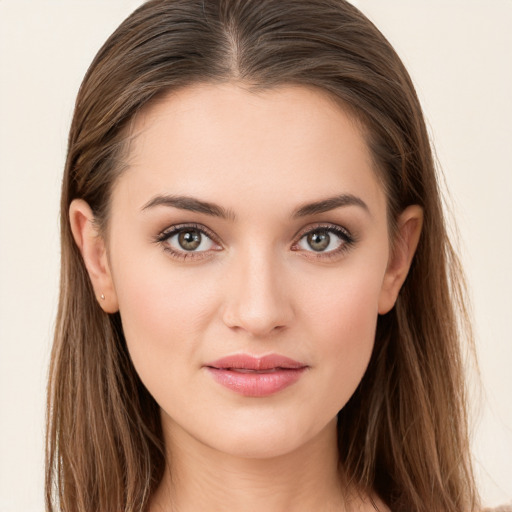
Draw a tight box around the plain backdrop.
[0,1,511,511]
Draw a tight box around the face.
[86,83,409,459]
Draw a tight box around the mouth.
[219,368,286,373]
[204,354,308,397]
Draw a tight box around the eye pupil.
[307,231,330,251]
[178,230,202,250]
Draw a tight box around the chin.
[218,433,299,459]
[195,412,337,461]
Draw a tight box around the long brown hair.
[46,1,479,510]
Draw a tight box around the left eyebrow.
[292,194,370,218]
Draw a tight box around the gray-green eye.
[306,231,330,251]
[297,228,347,253]
[168,228,216,252]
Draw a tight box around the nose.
[221,246,294,337]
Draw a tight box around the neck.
[150,416,355,512]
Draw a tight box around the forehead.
[115,82,385,217]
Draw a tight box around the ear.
[378,205,423,315]
[69,199,119,313]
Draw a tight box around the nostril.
[220,261,294,335]
[222,307,290,337]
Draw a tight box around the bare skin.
[71,83,420,512]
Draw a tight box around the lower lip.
[206,367,307,397]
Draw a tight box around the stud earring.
[100,293,105,300]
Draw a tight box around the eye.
[169,228,212,252]
[156,224,221,259]
[294,226,354,255]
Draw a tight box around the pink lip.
[204,354,308,397]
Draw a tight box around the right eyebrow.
[141,194,236,221]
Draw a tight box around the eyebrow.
[141,193,369,220]
[141,194,236,220]
[292,194,370,218]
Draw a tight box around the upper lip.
[205,354,307,370]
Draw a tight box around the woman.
[46,1,490,510]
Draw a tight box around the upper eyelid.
[157,223,219,243]
[293,222,353,241]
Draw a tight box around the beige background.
[0,1,510,510]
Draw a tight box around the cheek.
[301,261,385,407]
[111,256,220,387]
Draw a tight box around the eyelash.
[154,223,355,261]
[154,223,221,261]
[291,224,355,260]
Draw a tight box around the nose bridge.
[222,242,293,336]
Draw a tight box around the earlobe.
[69,199,119,313]
[378,205,423,315]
